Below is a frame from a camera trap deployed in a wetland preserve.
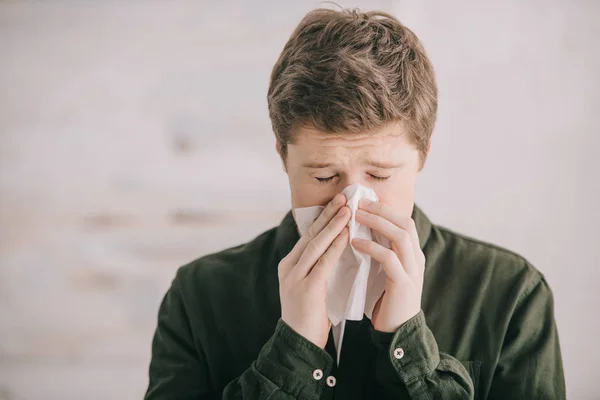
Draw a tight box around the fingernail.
[356,210,368,218]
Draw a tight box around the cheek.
[375,179,416,212]
[290,181,339,208]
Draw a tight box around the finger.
[358,200,425,264]
[307,226,349,284]
[286,193,347,266]
[293,205,351,280]
[355,209,420,279]
[351,238,408,284]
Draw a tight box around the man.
[145,8,565,400]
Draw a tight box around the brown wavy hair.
[267,8,437,169]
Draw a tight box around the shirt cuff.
[255,318,334,399]
[369,310,440,385]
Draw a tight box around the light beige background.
[1,1,598,399]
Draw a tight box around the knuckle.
[306,224,318,239]
[306,238,320,255]
[277,261,287,279]
[277,258,286,271]
[280,252,292,265]
[315,255,327,269]
[298,235,310,248]
[397,229,410,243]
[384,249,397,265]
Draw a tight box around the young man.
[145,8,565,400]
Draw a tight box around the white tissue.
[293,183,390,364]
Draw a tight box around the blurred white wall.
[0,1,598,399]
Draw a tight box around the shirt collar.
[274,203,433,260]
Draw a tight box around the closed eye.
[315,174,390,183]
[369,174,390,181]
[315,176,336,183]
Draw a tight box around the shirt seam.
[515,270,544,306]
[436,225,538,266]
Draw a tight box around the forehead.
[289,122,416,161]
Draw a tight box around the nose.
[338,173,367,190]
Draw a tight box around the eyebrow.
[301,162,334,168]
[301,160,403,169]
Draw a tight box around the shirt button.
[393,347,405,360]
[312,369,323,380]
[326,376,337,387]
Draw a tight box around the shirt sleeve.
[144,275,336,400]
[369,311,475,399]
[246,319,335,399]
[487,275,566,399]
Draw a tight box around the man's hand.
[353,199,425,333]
[278,193,351,348]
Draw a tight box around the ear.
[417,138,433,173]
[426,137,433,156]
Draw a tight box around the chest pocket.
[460,360,482,399]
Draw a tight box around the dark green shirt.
[145,204,565,399]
